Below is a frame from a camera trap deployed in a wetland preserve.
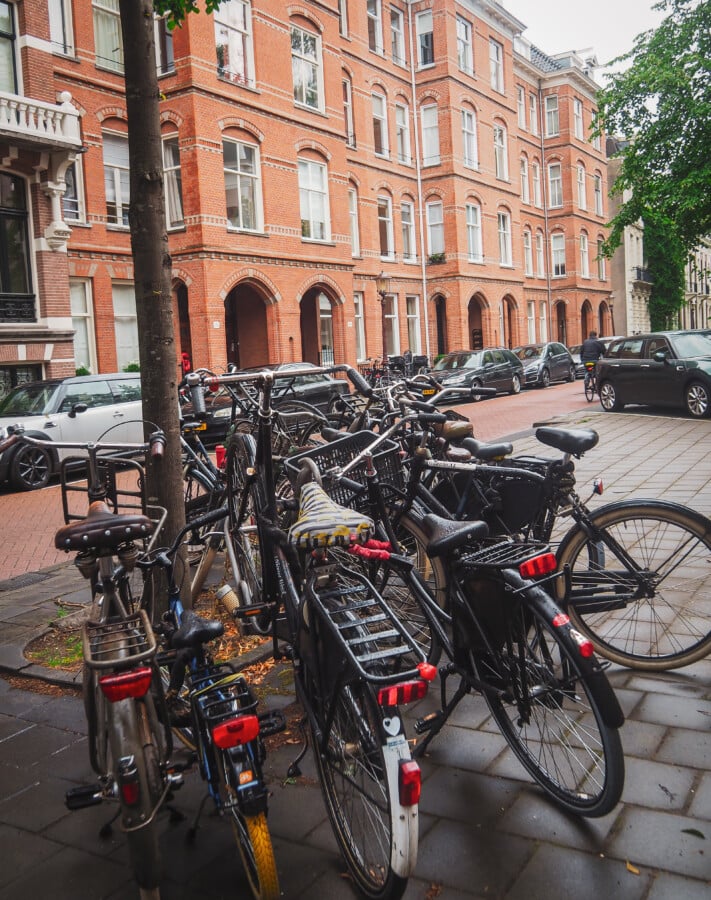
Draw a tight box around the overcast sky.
[501,0,665,72]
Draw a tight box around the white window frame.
[214,0,254,86]
[49,0,75,55]
[548,162,563,208]
[63,158,86,223]
[421,104,440,166]
[401,200,416,262]
[291,24,323,111]
[532,160,542,207]
[551,232,566,277]
[353,291,366,361]
[545,94,559,136]
[456,15,473,74]
[497,211,512,267]
[461,108,478,169]
[390,7,405,65]
[516,86,526,129]
[426,200,444,256]
[383,293,400,356]
[466,202,483,262]
[520,156,530,204]
[529,92,538,135]
[535,230,545,277]
[573,98,584,140]
[372,92,389,158]
[597,239,606,280]
[406,295,422,353]
[594,173,604,215]
[489,38,504,93]
[223,138,263,232]
[580,232,590,278]
[343,78,355,147]
[298,158,330,241]
[395,102,411,165]
[93,0,123,73]
[349,187,360,257]
[338,0,348,37]
[378,195,395,259]
[70,279,97,374]
[163,135,184,230]
[416,10,434,67]
[523,229,533,276]
[154,15,174,75]
[367,0,383,54]
[112,282,139,371]
[527,300,536,342]
[577,164,587,210]
[539,300,548,341]
[103,131,130,227]
[493,123,508,180]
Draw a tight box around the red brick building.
[1,0,613,392]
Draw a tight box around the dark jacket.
[581,337,606,362]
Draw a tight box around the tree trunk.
[119,0,189,604]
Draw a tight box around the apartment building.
[0,0,612,391]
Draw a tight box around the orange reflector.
[377,680,428,708]
[99,666,153,702]
[239,770,255,785]
[417,662,437,682]
[519,552,558,578]
[212,714,260,749]
[398,760,421,806]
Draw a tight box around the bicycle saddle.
[422,513,489,558]
[171,608,224,650]
[54,500,154,552]
[460,436,513,460]
[535,427,599,457]
[288,481,373,550]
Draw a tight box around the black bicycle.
[583,361,598,401]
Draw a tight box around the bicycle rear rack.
[307,565,425,683]
[83,610,157,670]
[192,666,258,723]
[459,539,551,571]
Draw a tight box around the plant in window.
[428,252,445,264]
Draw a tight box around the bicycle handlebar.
[3,427,167,456]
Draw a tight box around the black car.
[596,330,711,418]
[568,336,624,378]
[431,348,524,399]
[512,342,577,388]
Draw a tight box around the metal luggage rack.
[306,565,425,683]
[284,430,404,513]
[59,454,149,524]
[83,610,157,670]
[192,668,259,727]
[458,538,552,571]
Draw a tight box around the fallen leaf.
[626,861,640,875]
[681,828,706,839]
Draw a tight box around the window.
[529,92,538,135]
[539,301,548,341]
[0,2,15,93]
[372,92,389,157]
[113,283,139,370]
[292,25,322,110]
[338,0,348,37]
[383,293,399,356]
[353,292,366,360]
[591,114,602,151]
[532,160,542,207]
[416,11,434,67]
[551,232,566,277]
[527,300,536,341]
[466,203,483,262]
[70,280,96,374]
[103,132,130,226]
[489,39,504,92]
[367,0,383,53]
[576,164,587,210]
[154,16,174,74]
[298,158,329,240]
[545,94,559,136]
[520,156,529,203]
[93,0,123,73]
[456,16,473,74]
[163,137,184,229]
[597,238,606,279]
[421,104,440,166]
[63,160,85,223]
[580,232,590,278]
[49,0,74,55]
[0,173,32,311]
[391,8,405,65]
[516,86,526,129]
[401,201,416,262]
[349,188,360,256]
[536,231,545,276]
[224,139,262,231]
[497,211,512,266]
[426,200,444,256]
[395,103,411,164]
[493,124,508,180]
[461,108,477,168]
[406,295,422,353]
[523,229,533,275]
[594,173,603,215]
[573,98,584,139]
[215,0,254,86]
[378,195,394,258]
[343,78,355,147]
[548,162,563,208]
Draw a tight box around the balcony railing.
[0,295,36,324]
[632,266,652,283]
[0,90,81,150]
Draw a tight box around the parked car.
[239,362,350,411]
[512,342,577,387]
[0,373,143,491]
[431,347,524,399]
[596,330,711,418]
[568,336,624,378]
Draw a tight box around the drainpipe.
[538,79,553,340]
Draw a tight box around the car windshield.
[670,332,711,358]
[435,352,481,371]
[0,382,60,416]
[514,346,542,360]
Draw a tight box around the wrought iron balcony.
[631,266,652,283]
[0,90,81,150]
[0,295,35,324]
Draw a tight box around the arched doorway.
[554,300,568,344]
[434,294,447,356]
[580,300,592,341]
[300,287,336,365]
[224,282,269,368]
[175,281,193,371]
[497,295,517,348]
[598,301,609,335]
[467,294,485,349]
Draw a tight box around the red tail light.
[570,629,595,658]
[398,760,421,806]
[417,662,437,682]
[120,780,140,805]
[99,667,153,702]
[212,714,260,749]
[378,679,428,708]
[519,552,558,578]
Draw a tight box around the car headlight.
[212,407,233,419]
[443,373,467,385]
[524,363,541,373]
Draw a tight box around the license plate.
[422,388,435,396]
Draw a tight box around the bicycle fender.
[382,732,418,878]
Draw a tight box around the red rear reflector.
[398,760,421,806]
[120,781,140,806]
[519,552,558,578]
[417,662,437,682]
[552,613,570,627]
[570,628,595,658]
[377,680,428,708]
[99,667,153,702]
[212,714,260,749]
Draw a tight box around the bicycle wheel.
[557,500,711,670]
[584,373,596,402]
[481,601,624,817]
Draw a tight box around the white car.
[0,373,143,490]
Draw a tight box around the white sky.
[501,0,665,73]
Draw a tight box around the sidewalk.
[1,409,710,898]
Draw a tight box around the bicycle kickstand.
[286,714,309,779]
[413,663,469,758]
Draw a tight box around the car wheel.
[471,378,484,401]
[599,380,624,412]
[539,368,550,388]
[685,381,710,418]
[511,374,522,395]
[567,364,576,383]
[9,444,53,491]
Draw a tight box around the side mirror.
[652,349,669,363]
[67,402,88,419]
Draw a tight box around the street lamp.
[609,292,616,334]
[375,271,391,361]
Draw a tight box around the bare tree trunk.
[119,0,189,604]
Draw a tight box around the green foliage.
[75,365,90,376]
[596,0,711,253]
[123,362,141,372]
[153,0,225,29]
[644,213,686,329]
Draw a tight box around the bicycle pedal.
[414,712,444,735]
[65,783,103,810]
[259,709,287,737]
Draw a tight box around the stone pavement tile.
[0,771,82,833]
[497,791,621,851]
[606,686,646,719]
[657,727,711,770]
[633,693,711,731]
[620,757,696,811]
[626,672,711,700]
[18,690,86,733]
[0,720,84,769]
[606,807,710,880]
[617,718,667,759]
[414,721,509,774]
[273,839,356,899]
[646,872,711,899]
[506,844,650,900]
[416,765,520,826]
[0,823,64,890]
[688,772,711,820]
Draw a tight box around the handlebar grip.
[470,386,497,399]
[417,412,448,424]
[185,372,206,416]
[346,367,374,398]
[407,399,438,413]
[149,430,166,458]
[0,432,18,453]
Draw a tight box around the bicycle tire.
[309,678,410,899]
[481,600,624,817]
[229,805,280,900]
[557,500,711,670]
[584,373,596,402]
[158,664,196,751]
